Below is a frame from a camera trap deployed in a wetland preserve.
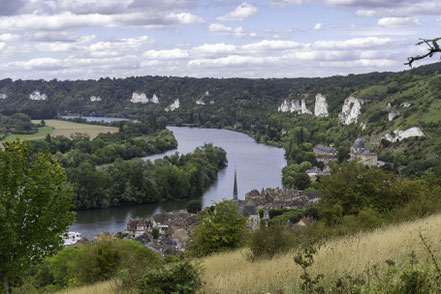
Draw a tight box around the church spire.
[233,168,238,201]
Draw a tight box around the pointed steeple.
[233,168,238,201]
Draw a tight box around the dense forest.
[2,62,441,184]
[17,119,226,209]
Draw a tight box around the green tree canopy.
[0,140,75,292]
[189,199,248,257]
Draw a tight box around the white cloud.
[192,43,237,55]
[241,40,302,51]
[0,33,19,42]
[313,23,322,30]
[143,49,189,59]
[208,23,260,39]
[313,37,394,50]
[377,17,419,27]
[217,2,257,21]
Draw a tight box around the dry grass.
[200,214,441,293]
[32,119,118,140]
[56,280,115,294]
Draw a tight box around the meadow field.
[2,120,118,144]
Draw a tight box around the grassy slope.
[63,213,441,293]
[200,213,441,293]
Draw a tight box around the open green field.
[1,120,118,144]
[2,126,54,143]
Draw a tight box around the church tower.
[233,169,238,201]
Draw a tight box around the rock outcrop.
[388,111,400,121]
[401,102,411,108]
[29,91,47,101]
[165,99,180,112]
[278,99,311,114]
[90,96,101,102]
[0,93,7,99]
[314,94,328,117]
[130,92,149,104]
[151,94,160,104]
[196,91,210,105]
[383,127,424,142]
[339,96,363,125]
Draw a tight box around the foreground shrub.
[137,261,201,294]
[247,223,294,260]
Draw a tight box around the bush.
[247,224,294,260]
[186,200,202,213]
[137,261,201,294]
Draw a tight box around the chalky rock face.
[196,97,205,105]
[90,96,101,102]
[29,91,47,101]
[278,99,311,114]
[300,99,312,114]
[388,111,400,121]
[165,99,180,112]
[151,94,160,104]
[383,127,424,142]
[130,92,149,104]
[339,96,363,125]
[314,93,328,117]
[385,102,392,112]
[0,93,7,99]
[401,102,411,108]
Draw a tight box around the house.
[350,137,377,167]
[126,218,152,237]
[313,144,337,163]
[305,168,324,182]
[240,205,260,231]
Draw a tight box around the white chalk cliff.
[165,99,180,112]
[383,127,424,142]
[29,91,47,101]
[401,102,411,108]
[278,99,311,114]
[196,97,205,105]
[0,93,7,99]
[314,94,328,117]
[339,96,363,125]
[388,111,400,121]
[151,94,160,104]
[130,92,149,104]
[90,96,101,102]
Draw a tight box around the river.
[68,118,287,239]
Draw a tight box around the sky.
[0,0,440,80]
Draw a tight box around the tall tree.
[0,141,75,293]
[189,200,247,256]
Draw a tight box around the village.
[65,137,380,254]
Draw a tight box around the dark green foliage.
[189,200,248,257]
[0,141,75,293]
[186,200,202,213]
[247,224,293,260]
[294,246,323,293]
[137,261,201,294]
[14,237,160,292]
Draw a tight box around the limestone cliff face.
[383,127,424,142]
[29,91,47,101]
[165,99,180,112]
[388,111,400,121]
[130,93,160,104]
[90,96,101,102]
[130,92,149,104]
[0,93,7,99]
[339,96,363,125]
[278,99,311,114]
[314,94,328,117]
[151,94,160,104]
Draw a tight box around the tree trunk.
[3,274,9,294]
